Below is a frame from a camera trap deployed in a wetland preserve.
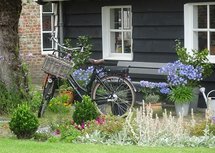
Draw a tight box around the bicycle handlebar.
[51,36,84,52]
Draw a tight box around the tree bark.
[0,0,28,95]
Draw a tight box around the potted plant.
[175,40,213,111]
[140,80,168,111]
[59,80,74,105]
[159,60,203,116]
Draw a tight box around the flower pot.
[60,90,74,105]
[175,103,189,117]
[189,87,199,112]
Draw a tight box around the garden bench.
[117,61,167,80]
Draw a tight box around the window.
[41,3,58,54]
[102,6,133,60]
[184,2,215,62]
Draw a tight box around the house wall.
[63,0,215,107]
[19,2,45,85]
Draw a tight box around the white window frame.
[102,6,133,60]
[184,2,215,63]
[40,3,58,55]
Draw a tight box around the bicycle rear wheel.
[38,75,56,117]
[91,76,135,117]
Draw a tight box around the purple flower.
[159,60,203,87]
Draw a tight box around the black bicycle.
[38,37,136,117]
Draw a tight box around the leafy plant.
[83,115,124,135]
[48,94,71,114]
[168,86,193,104]
[59,123,81,143]
[9,104,39,139]
[176,40,213,79]
[28,91,42,112]
[73,95,99,125]
[0,81,23,114]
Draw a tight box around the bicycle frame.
[66,65,109,100]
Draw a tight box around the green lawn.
[0,138,214,153]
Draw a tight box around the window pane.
[210,5,215,28]
[110,8,121,29]
[198,32,207,50]
[123,8,131,29]
[198,5,207,28]
[124,32,131,53]
[210,32,215,55]
[43,33,52,49]
[43,3,52,12]
[42,15,51,31]
[111,32,122,53]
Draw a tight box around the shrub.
[190,121,215,136]
[0,81,23,114]
[73,95,99,125]
[64,35,92,70]
[28,91,42,112]
[83,115,124,135]
[9,104,39,139]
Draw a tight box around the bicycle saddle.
[88,58,105,65]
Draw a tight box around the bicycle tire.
[38,77,56,118]
[91,76,135,117]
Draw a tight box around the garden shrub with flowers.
[158,60,203,104]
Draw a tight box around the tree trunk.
[0,0,28,95]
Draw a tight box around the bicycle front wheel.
[91,76,135,117]
[38,75,56,117]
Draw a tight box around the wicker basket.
[42,55,73,79]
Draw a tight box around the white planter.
[175,103,190,117]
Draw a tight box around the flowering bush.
[158,60,203,104]
[159,60,203,87]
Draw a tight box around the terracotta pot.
[145,102,162,112]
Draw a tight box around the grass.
[0,138,214,153]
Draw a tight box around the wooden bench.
[117,61,168,103]
[117,61,167,79]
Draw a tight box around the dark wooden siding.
[63,0,185,62]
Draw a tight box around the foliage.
[58,122,81,143]
[83,115,124,135]
[190,121,215,136]
[168,86,193,104]
[72,95,99,125]
[64,36,92,70]
[176,40,213,79]
[34,132,52,142]
[75,105,215,147]
[0,81,23,114]
[28,91,42,112]
[48,94,71,114]
[9,104,39,139]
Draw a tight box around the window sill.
[103,53,133,61]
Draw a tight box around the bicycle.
[38,37,136,117]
